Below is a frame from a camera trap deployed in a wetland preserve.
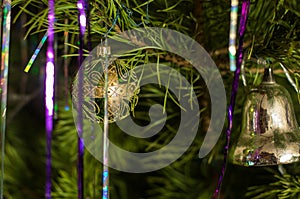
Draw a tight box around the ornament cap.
[262,67,275,84]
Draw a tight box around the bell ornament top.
[262,66,275,83]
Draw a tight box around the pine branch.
[246,172,300,199]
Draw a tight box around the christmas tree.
[1,0,300,198]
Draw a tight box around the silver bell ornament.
[232,67,300,166]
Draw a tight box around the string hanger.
[249,57,269,66]
[120,2,149,27]
[105,1,150,38]
[241,55,299,94]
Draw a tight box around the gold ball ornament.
[72,45,139,123]
[93,64,139,123]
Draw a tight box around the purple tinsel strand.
[45,0,55,198]
[77,0,86,198]
[212,0,250,198]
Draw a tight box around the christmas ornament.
[72,8,139,197]
[77,0,86,198]
[212,0,250,198]
[232,66,300,166]
[93,63,139,123]
[229,0,238,71]
[0,0,11,197]
[74,45,139,124]
[95,44,139,199]
[101,42,110,199]
[24,31,48,73]
[45,0,55,197]
[72,43,139,199]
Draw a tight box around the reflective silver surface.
[232,68,300,166]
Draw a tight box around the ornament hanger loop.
[241,55,299,94]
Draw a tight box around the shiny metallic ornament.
[231,67,300,166]
[93,64,139,123]
[72,57,139,123]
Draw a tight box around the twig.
[7,88,42,123]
